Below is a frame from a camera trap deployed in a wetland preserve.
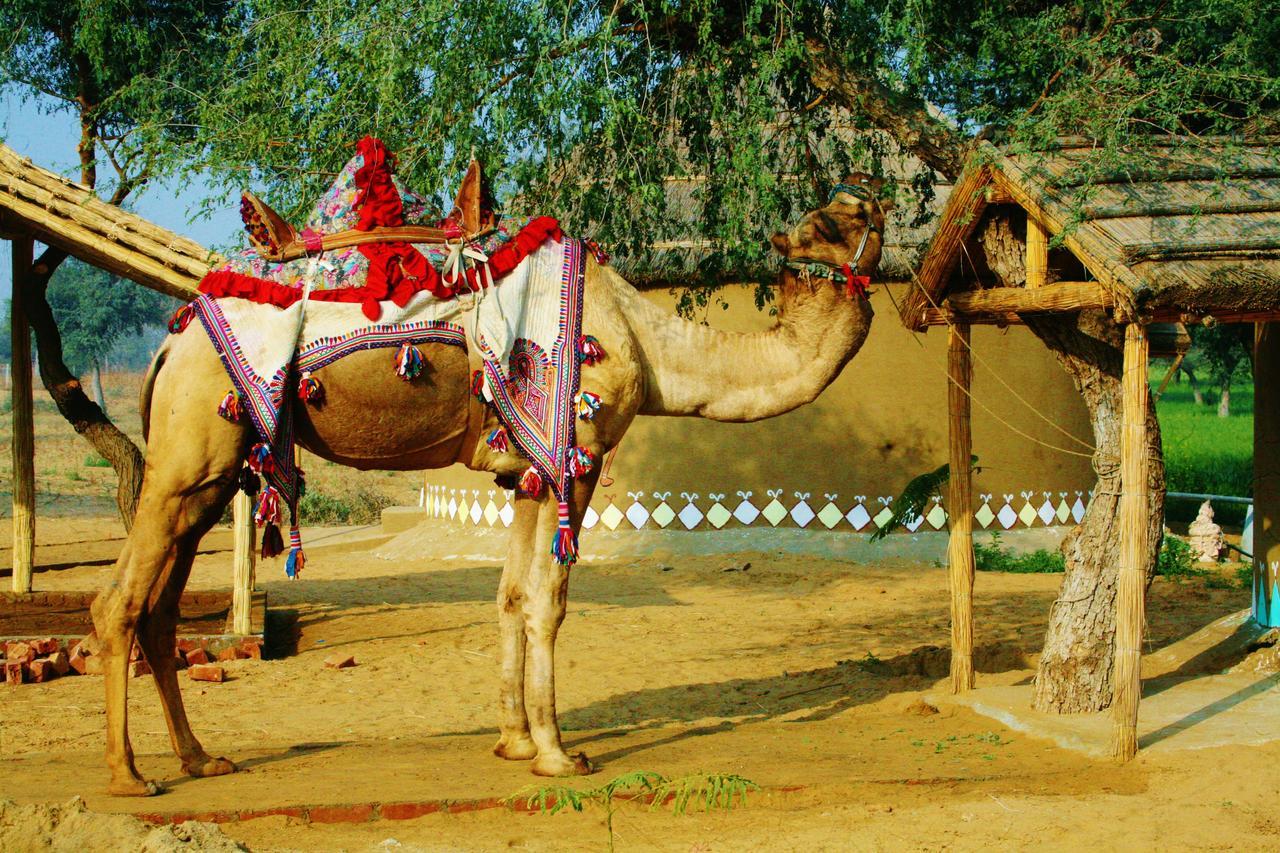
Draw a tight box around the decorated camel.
[90,138,889,795]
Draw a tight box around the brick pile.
[2,633,264,686]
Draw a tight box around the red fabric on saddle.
[198,216,566,313]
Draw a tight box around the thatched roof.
[0,144,217,299]
[900,138,1280,330]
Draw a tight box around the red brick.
[47,651,71,676]
[176,638,205,654]
[324,653,356,670]
[6,643,35,665]
[32,637,60,655]
[308,803,375,824]
[238,805,306,822]
[240,640,263,660]
[185,647,210,666]
[216,646,245,663]
[188,664,225,683]
[380,801,444,821]
[4,660,25,685]
[447,798,504,814]
[129,659,152,678]
[68,649,89,675]
[84,656,104,676]
[29,659,55,683]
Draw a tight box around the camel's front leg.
[493,494,539,761]
[524,470,598,777]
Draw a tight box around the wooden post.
[10,236,35,593]
[1026,215,1048,289]
[1253,323,1280,626]
[230,488,256,635]
[947,324,976,692]
[1112,323,1149,761]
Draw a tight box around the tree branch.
[805,40,970,181]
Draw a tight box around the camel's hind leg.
[493,493,540,760]
[92,335,248,796]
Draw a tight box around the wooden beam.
[10,237,35,593]
[1253,323,1280,627]
[947,324,976,692]
[230,489,257,635]
[921,308,1026,327]
[943,282,1112,316]
[1025,215,1049,289]
[1112,323,1149,761]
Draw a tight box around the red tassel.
[247,443,275,475]
[217,389,242,422]
[284,527,305,578]
[471,369,486,401]
[486,426,509,453]
[395,343,424,380]
[519,466,543,497]
[254,485,281,526]
[550,501,578,566]
[584,238,610,265]
[261,523,285,559]
[578,335,605,366]
[168,303,195,334]
[843,264,871,300]
[567,446,595,478]
[298,372,324,404]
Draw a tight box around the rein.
[782,218,875,300]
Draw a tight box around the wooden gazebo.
[1,144,259,635]
[904,138,1280,759]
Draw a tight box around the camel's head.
[769,173,892,287]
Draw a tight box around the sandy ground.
[2,515,1276,851]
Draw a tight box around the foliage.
[974,533,1065,574]
[1155,534,1203,579]
[507,771,758,853]
[1189,324,1253,415]
[45,259,175,374]
[0,299,11,361]
[1156,372,1252,525]
[870,455,977,541]
[296,486,393,526]
[109,0,1279,311]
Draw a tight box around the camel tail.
[139,338,172,445]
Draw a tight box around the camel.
[90,174,889,795]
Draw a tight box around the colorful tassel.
[395,343,424,380]
[576,391,601,421]
[519,466,544,497]
[471,369,486,402]
[584,238,610,265]
[237,466,261,497]
[167,303,195,334]
[284,527,306,579]
[550,501,578,566]
[217,389,242,422]
[578,335,605,366]
[254,485,281,526]
[842,263,871,300]
[261,523,284,559]
[567,446,595,478]
[486,426,509,453]
[298,372,324,404]
[247,442,275,475]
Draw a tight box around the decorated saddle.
[171,137,607,577]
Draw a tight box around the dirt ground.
[2,507,1276,851]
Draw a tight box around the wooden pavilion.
[905,138,1280,760]
[0,143,259,636]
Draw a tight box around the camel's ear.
[839,173,895,211]
[451,160,482,235]
[770,232,791,255]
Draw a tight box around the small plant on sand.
[84,454,111,468]
[1155,534,1205,581]
[507,771,758,852]
[974,533,1065,574]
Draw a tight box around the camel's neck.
[607,273,873,422]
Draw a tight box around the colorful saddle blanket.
[175,139,603,577]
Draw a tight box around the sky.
[0,91,241,299]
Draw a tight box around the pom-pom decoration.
[576,391,601,421]
[519,466,544,497]
[567,446,595,478]
[578,335,605,366]
[395,343,424,380]
[217,389,243,422]
[237,466,261,497]
[284,527,306,579]
[246,442,276,475]
[471,369,486,402]
[298,372,324,404]
[486,426,510,453]
[167,304,195,334]
[254,485,281,527]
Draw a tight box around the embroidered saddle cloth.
[175,137,602,576]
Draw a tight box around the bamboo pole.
[947,324,976,692]
[10,236,35,593]
[230,489,256,635]
[1253,323,1280,627]
[1112,323,1149,761]
[943,282,1111,316]
[1025,215,1048,289]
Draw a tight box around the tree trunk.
[23,248,144,529]
[91,359,107,413]
[1218,385,1231,418]
[1181,364,1204,405]
[977,211,1165,712]
[1026,312,1165,712]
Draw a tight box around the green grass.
[1154,369,1252,526]
[975,530,1208,579]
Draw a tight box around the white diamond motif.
[625,501,650,529]
[469,500,483,525]
[484,500,499,526]
[872,506,894,529]
[581,506,599,530]
[975,502,995,529]
[817,502,844,529]
[997,502,1018,529]
[1018,501,1037,527]
[678,501,704,530]
[1056,498,1071,523]
[790,499,815,528]
[1072,496,1087,523]
[904,513,924,532]
[447,496,458,520]
[707,503,731,529]
[1037,499,1057,526]
[733,499,760,525]
[926,502,948,529]
[652,502,676,528]
[600,502,624,531]
[499,501,515,527]
[846,503,871,531]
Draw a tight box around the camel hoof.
[493,736,538,761]
[107,777,164,797]
[184,756,237,778]
[531,751,594,777]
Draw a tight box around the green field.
[1155,368,1252,526]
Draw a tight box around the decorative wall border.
[416,486,1092,533]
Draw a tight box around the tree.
[0,0,234,525]
[1192,323,1253,417]
[66,0,1279,704]
[45,259,176,411]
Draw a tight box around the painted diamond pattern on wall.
[1037,495,1057,526]
[499,499,515,527]
[926,499,948,530]
[816,495,844,529]
[678,494,704,530]
[651,493,676,528]
[872,500,895,529]
[975,494,995,529]
[790,493,815,528]
[1017,493,1038,527]
[846,497,871,531]
[625,493,650,529]
[600,501,625,531]
[733,492,761,525]
[997,496,1018,530]
[447,493,458,520]
[706,495,731,529]
[761,490,788,526]
[904,512,925,532]
[483,496,500,526]
[1056,494,1071,523]
[469,496,483,525]
[581,506,599,530]
[1071,493,1087,523]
